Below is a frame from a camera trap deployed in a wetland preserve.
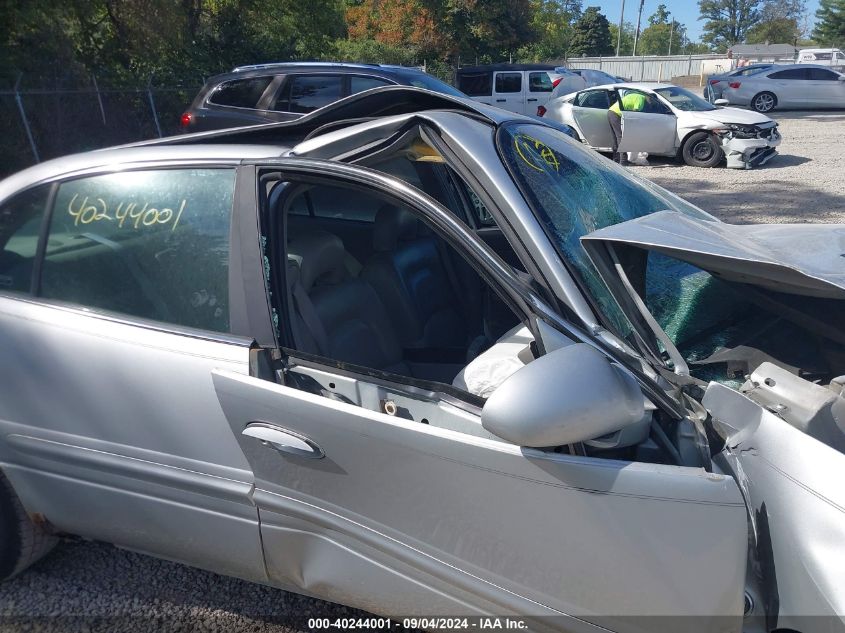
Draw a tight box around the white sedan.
[543,82,781,168]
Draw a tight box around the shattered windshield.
[497,122,710,338]
[654,86,718,111]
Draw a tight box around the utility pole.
[632,0,645,57]
[616,0,626,56]
[668,20,674,55]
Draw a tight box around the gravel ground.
[2,109,844,632]
[0,540,367,632]
[629,110,845,224]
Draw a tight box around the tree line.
[1,0,844,87]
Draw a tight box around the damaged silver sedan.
[0,87,841,633]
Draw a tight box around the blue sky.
[587,0,821,43]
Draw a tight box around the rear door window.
[494,72,522,93]
[575,90,611,108]
[39,169,235,332]
[209,77,274,108]
[809,68,840,80]
[458,72,492,96]
[350,76,392,94]
[0,186,50,293]
[274,75,344,113]
[528,72,553,93]
[769,69,810,80]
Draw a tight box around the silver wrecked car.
[0,87,843,633]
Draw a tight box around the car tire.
[751,91,777,113]
[0,471,56,581]
[682,132,723,168]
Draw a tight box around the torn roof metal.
[127,86,525,148]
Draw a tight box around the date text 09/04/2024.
[307,618,529,630]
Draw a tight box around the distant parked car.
[721,63,845,112]
[180,62,465,132]
[534,69,589,117]
[456,64,575,116]
[703,63,774,101]
[798,48,845,69]
[544,82,781,168]
[569,68,627,87]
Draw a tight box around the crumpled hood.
[683,107,774,126]
[581,211,845,299]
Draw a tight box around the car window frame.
[768,68,810,80]
[251,157,541,404]
[614,88,673,115]
[0,161,271,346]
[808,67,841,80]
[206,74,280,111]
[457,71,493,97]
[494,72,523,94]
[575,89,612,109]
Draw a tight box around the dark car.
[179,62,465,132]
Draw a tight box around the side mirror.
[713,98,729,106]
[837,76,845,81]
[481,343,645,447]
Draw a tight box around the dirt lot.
[630,110,845,224]
[2,110,844,632]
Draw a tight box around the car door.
[212,158,748,632]
[492,71,525,114]
[766,68,810,107]
[0,164,271,585]
[616,89,678,155]
[526,71,554,114]
[569,89,615,150]
[806,67,845,106]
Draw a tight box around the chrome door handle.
[242,422,324,459]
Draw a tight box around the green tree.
[698,0,761,49]
[638,5,686,54]
[745,17,801,43]
[648,4,671,25]
[569,6,613,56]
[745,0,806,44]
[471,0,538,60]
[812,0,845,46]
[517,0,582,61]
[608,21,635,55]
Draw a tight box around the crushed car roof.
[0,87,528,201]
[135,86,525,148]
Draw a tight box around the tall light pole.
[616,0,626,56]
[631,0,645,57]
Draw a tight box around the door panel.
[492,72,525,114]
[618,112,677,154]
[571,106,615,150]
[215,369,748,630]
[0,298,266,583]
[526,71,554,114]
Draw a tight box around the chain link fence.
[0,73,203,178]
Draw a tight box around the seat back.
[287,229,409,375]
[362,206,476,349]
